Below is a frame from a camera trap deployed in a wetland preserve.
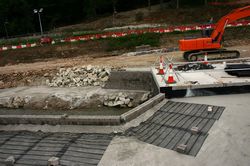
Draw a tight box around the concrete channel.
[0,69,164,126]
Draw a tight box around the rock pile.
[0,96,30,109]
[103,92,134,108]
[47,65,110,87]
[0,91,151,110]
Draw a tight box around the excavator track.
[183,49,240,61]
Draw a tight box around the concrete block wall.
[104,71,159,96]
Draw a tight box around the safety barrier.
[0,20,249,52]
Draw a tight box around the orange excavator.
[179,6,250,61]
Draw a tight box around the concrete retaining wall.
[0,115,121,126]
[104,71,159,96]
[0,94,165,126]
[0,71,164,125]
[120,93,165,122]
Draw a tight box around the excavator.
[179,5,250,61]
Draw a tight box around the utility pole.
[148,0,151,11]
[34,8,44,35]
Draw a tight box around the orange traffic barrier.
[167,64,176,84]
[157,55,165,75]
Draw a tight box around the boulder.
[86,65,92,71]
[12,96,25,108]
[124,98,130,105]
[100,77,107,82]
[140,92,150,103]
[0,97,14,108]
[107,101,114,107]
[4,156,15,166]
[0,81,4,87]
[128,102,133,107]
[109,95,116,100]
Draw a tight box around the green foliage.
[0,37,38,46]
[72,30,103,36]
[0,0,238,38]
[106,33,161,51]
[0,0,35,36]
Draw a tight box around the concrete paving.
[151,63,250,90]
[99,93,250,166]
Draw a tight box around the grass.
[106,33,161,51]
[72,30,103,36]
[0,38,39,46]
[0,25,248,47]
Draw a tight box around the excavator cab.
[202,28,213,37]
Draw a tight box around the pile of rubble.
[0,91,151,110]
[103,92,150,108]
[46,65,110,87]
[103,92,133,107]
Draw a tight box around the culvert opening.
[164,85,250,98]
[185,85,250,97]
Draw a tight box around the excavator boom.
[211,5,250,43]
[179,6,250,61]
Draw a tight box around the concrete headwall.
[104,71,159,96]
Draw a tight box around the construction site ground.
[1,93,249,166]
[99,93,250,166]
[0,43,249,89]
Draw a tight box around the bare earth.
[0,44,249,89]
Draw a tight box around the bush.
[107,33,161,51]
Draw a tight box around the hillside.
[0,4,249,89]
[54,4,249,32]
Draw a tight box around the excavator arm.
[211,5,250,43]
[179,5,250,61]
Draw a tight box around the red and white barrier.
[1,20,249,52]
[2,47,8,51]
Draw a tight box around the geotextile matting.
[0,131,112,166]
[0,101,225,165]
[125,101,225,156]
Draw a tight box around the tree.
[160,0,164,10]
[0,0,35,36]
[148,0,151,11]
[204,0,207,6]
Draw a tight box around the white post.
[38,12,43,35]
[34,8,44,35]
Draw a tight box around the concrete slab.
[99,93,250,166]
[151,64,250,91]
